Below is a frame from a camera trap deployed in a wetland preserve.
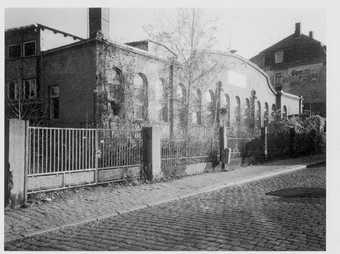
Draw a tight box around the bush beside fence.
[240,115,326,164]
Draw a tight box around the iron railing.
[26,126,143,176]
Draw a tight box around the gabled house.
[250,22,326,117]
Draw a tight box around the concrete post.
[261,126,268,160]
[142,126,162,181]
[289,127,296,157]
[5,118,9,207]
[8,119,28,207]
[299,96,304,115]
[219,126,229,169]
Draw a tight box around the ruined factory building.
[5,8,302,137]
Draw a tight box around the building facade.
[5,8,302,139]
[250,22,326,117]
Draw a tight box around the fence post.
[289,127,296,157]
[261,126,268,160]
[219,126,228,169]
[94,129,99,184]
[142,126,162,181]
[8,119,28,208]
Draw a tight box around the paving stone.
[5,165,325,251]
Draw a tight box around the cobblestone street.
[5,165,325,251]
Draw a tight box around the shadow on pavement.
[266,187,326,198]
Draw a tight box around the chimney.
[309,31,313,39]
[88,8,110,39]
[294,22,301,36]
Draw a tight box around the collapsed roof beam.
[36,23,85,41]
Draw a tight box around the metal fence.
[161,126,219,176]
[97,129,142,170]
[27,127,97,175]
[27,127,143,176]
[26,126,143,193]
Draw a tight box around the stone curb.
[5,159,325,244]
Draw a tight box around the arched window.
[194,89,202,125]
[112,68,122,85]
[159,78,168,122]
[282,105,288,120]
[106,68,123,100]
[256,101,261,130]
[250,90,256,130]
[264,102,269,126]
[177,83,186,125]
[271,104,276,120]
[177,83,186,105]
[235,96,241,126]
[205,89,215,122]
[133,73,148,120]
[224,93,230,127]
[106,67,123,115]
[245,98,250,129]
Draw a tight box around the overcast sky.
[5,8,326,58]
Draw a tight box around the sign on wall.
[227,70,247,88]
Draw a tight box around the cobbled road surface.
[5,166,325,251]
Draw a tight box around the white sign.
[227,70,247,88]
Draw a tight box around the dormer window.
[274,50,284,63]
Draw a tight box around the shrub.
[268,115,325,159]
[241,115,326,163]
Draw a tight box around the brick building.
[5,8,302,138]
[250,23,326,117]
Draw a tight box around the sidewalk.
[4,154,325,243]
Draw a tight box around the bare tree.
[144,8,221,135]
[6,83,47,125]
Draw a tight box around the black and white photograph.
[3,1,337,252]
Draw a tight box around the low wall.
[185,162,215,175]
[27,166,141,193]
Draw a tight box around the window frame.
[8,80,19,100]
[23,78,38,100]
[8,44,22,58]
[274,50,284,64]
[23,40,36,57]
